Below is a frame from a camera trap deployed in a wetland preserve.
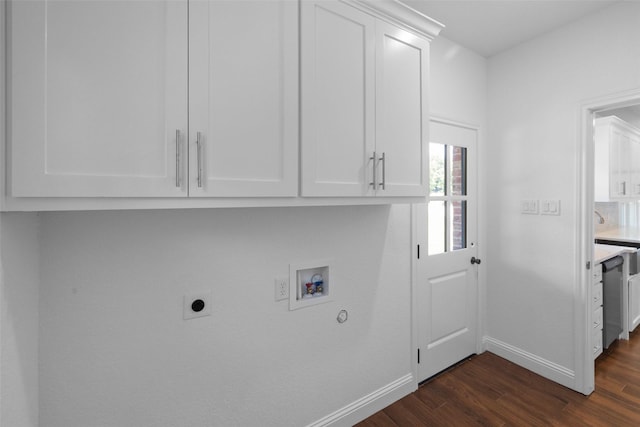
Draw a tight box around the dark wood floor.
[357,329,640,426]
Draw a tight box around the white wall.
[431,36,487,127]
[0,213,40,427]
[0,24,488,427]
[486,1,640,387]
[36,206,413,427]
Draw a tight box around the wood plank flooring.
[356,329,640,426]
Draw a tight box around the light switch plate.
[521,199,539,215]
[541,199,561,215]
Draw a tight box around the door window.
[428,143,468,255]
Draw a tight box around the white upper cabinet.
[301,0,441,197]
[632,135,640,197]
[188,0,298,197]
[9,0,188,197]
[300,1,376,197]
[8,0,297,198]
[375,21,430,196]
[5,0,442,207]
[594,116,640,201]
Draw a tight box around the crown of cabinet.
[348,0,445,40]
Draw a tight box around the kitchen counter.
[594,243,637,264]
[595,228,640,245]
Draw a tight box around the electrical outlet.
[274,277,289,301]
[184,291,212,320]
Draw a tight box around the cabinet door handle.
[621,181,627,195]
[175,129,181,188]
[196,131,203,188]
[379,152,386,190]
[369,151,377,190]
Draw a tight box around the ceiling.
[403,0,619,57]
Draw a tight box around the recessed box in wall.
[289,260,332,310]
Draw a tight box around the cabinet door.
[300,1,376,197]
[9,0,188,197]
[189,0,298,197]
[594,124,611,202]
[629,274,640,332]
[375,21,429,197]
[610,127,631,199]
[630,134,640,197]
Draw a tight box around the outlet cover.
[274,277,289,301]
[184,291,212,320]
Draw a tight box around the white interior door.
[416,119,479,382]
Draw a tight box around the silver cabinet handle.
[175,129,181,188]
[621,181,627,195]
[196,131,203,188]
[379,152,386,190]
[369,151,377,190]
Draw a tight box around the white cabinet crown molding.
[347,0,444,40]
[596,115,640,135]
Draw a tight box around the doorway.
[414,118,480,383]
[578,88,640,395]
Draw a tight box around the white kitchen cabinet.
[188,0,298,197]
[630,133,640,197]
[594,116,640,201]
[8,0,297,198]
[300,0,441,197]
[300,1,376,197]
[593,263,604,359]
[375,20,430,196]
[629,274,640,332]
[9,0,188,197]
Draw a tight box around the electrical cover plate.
[183,291,212,320]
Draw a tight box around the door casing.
[577,88,640,395]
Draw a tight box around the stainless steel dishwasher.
[602,256,624,349]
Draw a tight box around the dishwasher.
[602,256,624,349]
[596,241,640,333]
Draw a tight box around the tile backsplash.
[595,201,640,232]
[595,202,619,232]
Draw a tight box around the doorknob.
[471,257,481,265]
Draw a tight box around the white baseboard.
[484,336,576,390]
[306,374,415,427]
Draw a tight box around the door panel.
[430,271,468,343]
[417,120,478,382]
[375,21,429,196]
[10,0,188,197]
[300,1,375,196]
[630,275,640,331]
[189,0,298,197]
